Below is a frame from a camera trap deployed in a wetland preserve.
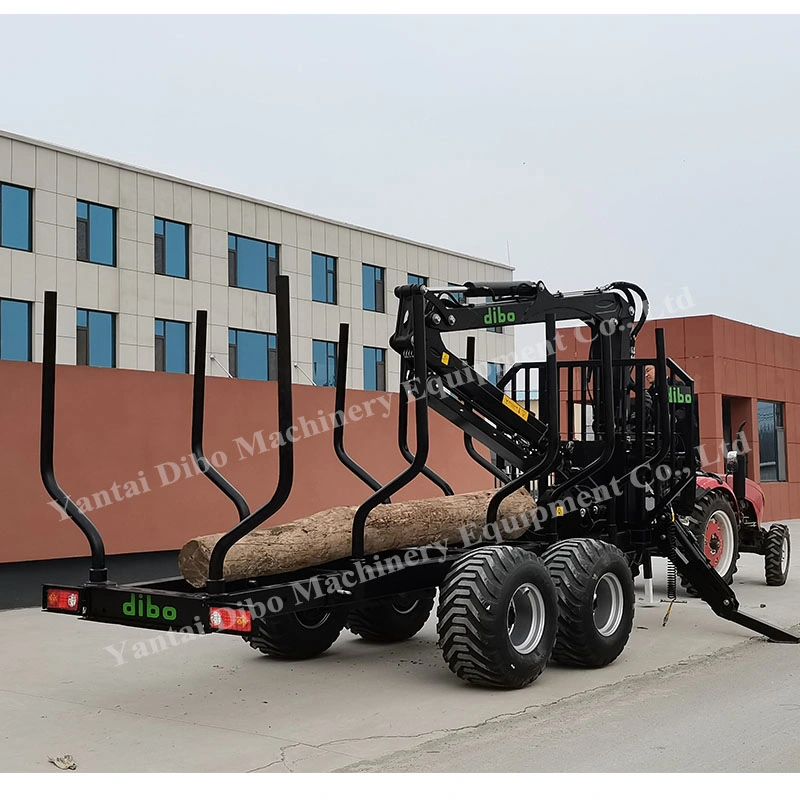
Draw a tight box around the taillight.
[46,588,82,613]
[209,606,252,633]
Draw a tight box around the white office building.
[0,130,515,391]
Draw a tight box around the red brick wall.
[0,361,495,564]
[560,314,800,521]
[4,311,798,566]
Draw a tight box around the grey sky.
[2,14,799,352]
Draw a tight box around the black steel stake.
[40,291,107,583]
[205,275,295,593]
[350,292,431,558]
[192,309,250,521]
[333,323,386,497]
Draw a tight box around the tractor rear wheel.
[543,539,635,668]
[437,545,558,689]
[347,589,436,642]
[765,524,791,586]
[248,606,347,659]
[682,493,739,593]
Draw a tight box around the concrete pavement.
[345,632,800,772]
[0,552,798,772]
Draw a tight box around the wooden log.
[178,488,536,588]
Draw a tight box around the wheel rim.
[781,536,789,572]
[506,583,546,655]
[703,511,734,575]
[593,573,624,637]
[294,608,331,630]
[391,595,420,615]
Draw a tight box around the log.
[178,488,536,588]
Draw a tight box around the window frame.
[76,308,116,368]
[311,252,338,305]
[154,318,190,374]
[447,282,466,303]
[312,339,338,387]
[0,297,32,361]
[487,361,505,386]
[0,182,33,252]
[154,217,190,279]
[363,346,387,392]
[76,199,117,267]
[228,328,278,381]
[228,233,279,294]
[758,399,787,483]
[362,264,386,313]
[407,273,428,286]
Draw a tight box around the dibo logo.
[483,306,516,326]
[122,593,177,621]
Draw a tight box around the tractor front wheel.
[765,524,791,586]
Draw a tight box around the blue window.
[362,264,385,312]
[758,400,787,482]
[487,362,505,386]
[76,309,115,368]
[363,346,386,391]
[229,234,278,293]
[312,339,337,387]
[154,218,189,278]
[408,273,427,286]
[312,253,337,304]
[76,201,115,266]
[0,183,32,251]
[0,298,32,361]
[228,329,277,381]
[448,282,465,303]
[155,319,190,374]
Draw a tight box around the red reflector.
[46,588,81,613]
[209,607,252,633]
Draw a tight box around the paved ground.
[345,633,800,772]
[1,552,798,772]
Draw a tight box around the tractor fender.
[695,475,764,527]
[695,476,740,522]
[739,476,765,526]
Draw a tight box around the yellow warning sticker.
[556,506,564,517]
[441,352,450,365]
[502,394,529,421]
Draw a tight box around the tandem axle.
[40,276,797,690]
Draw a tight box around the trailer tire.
[437,545,558,689]
[347,589,436,642]
[765,524,791,587]
[248,607,347,660]
[682,493,739,594]
[544,539,635,668]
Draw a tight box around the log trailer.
[40,277,797,689]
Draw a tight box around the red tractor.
[687,426,791,590]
